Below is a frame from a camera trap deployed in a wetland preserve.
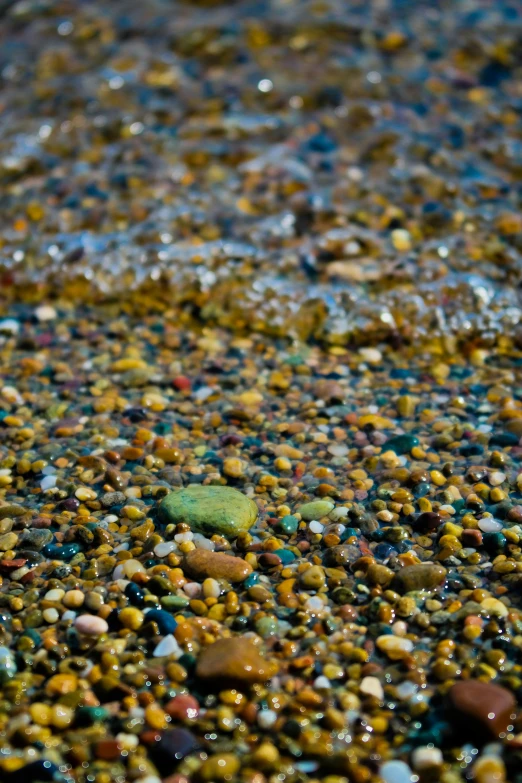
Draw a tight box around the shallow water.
[0,0,521,349]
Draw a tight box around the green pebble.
[76,706,108,725]
[299,500,334,521]
[161,594,190,609]
[385,434,420,454]
[159,485,258,538]
[278,515,298,534]
[255,616,278,638]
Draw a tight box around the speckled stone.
[159,485,258,538]
[393,564,447,593]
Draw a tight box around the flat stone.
[18,528,53,551]
[299,500,334,521]
[182,549,252,583]
[448,680,516,739]
[196,638,278,687]
[159,485,258,538]
[393,564,447,593]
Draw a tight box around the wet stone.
[448,681,516,740]
[393,564,447,593]
[196,638,278,687]
[182,548,252,582]
[159,485,258,538]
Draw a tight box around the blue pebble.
[244,573,260,588]
[144,609,178,635]
[273,549,296,564]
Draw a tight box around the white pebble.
[478,518,503,533]
[35,304,57,321]
[116,733,140,750]
[174,531,193,543]
[0,319,20,334]
[41,475,57,490]
[192,535,215,551]
[327,444,348,457]
[329,506,349,521]
[305,596,324,611]
[112,559,146,580]
[183,582,202,598]
[309,520,324,534]
[411,746,443,770]
[44,588,65,602]
[43,608,59,623]
[314,676,331,689]
[380,760,414,783]
[257,709,277,729]
[154,541,177,558]
[360,676,384,700]
[396,681,418,700]
[489,471,506,486]
[358,347,382,364]
[61,610,77,622]
[153,634,182,658]
[75,614,109,636]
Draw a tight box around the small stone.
[165,694,200,721]
[154,635,182,658]
[159,485,258,538]
[43,607,59,623]
[45,673,78,697]
[448,680,516,739]
[19,528,53,551]
[63,590,85,609]
[393,564,447,592]
[376,635,414,660]
[299,565,326,590]
[380,760,415,783]
[196,638,278,686]
[182,548,252,583]
[144,609,178,635]
[481,597,509,618]
[147,728,200,776]
[119,607,144,630]
[366,564,394,587]
[299,500,334,521]
[411,747,443,770]
[75,614,109,636]
[360,676,384,700]
[0,532,18,551]
[385,434,420,454]
[200,753,240,782]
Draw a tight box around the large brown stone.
[196,638,278,687]
[182,549,252,583]
[393,564,446,593]
[448,680,516,739]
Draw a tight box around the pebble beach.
[1,1,522,782]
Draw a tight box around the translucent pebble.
[327,444,349,457]
[309,520,324,534]
[329,507,349,521]
[192,534,215,551]
[380,760,414,783]
[478,518,503,533]
[61,610,77,622]
[43,608,59,623]
[411,746,443,770]
[396,681,418,700]
[112,559,146,580]
[489,472,506,486]
[44,588,65,602]
[360,676,384,700]
[174,531,193,543]
[41,475,57,490]
[305,596,324,611]
[183,582,202,598]
[314,676,331,689]
[154,541,177,558]
[258,709,277,729]
[153,634,182,658]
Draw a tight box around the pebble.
[153,635,182,658]
[299,501,335,521]
[448,681,516,739]
[182,548,252,582]
[393,564,447,592]
[376,635,414,660]
[380,760,415,783]
[75,615,109,636]
[196,638,278,686]
[159,485,258,538]
[360,676,384,700]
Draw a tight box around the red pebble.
[172,376,191,391]
[165,694,200,721]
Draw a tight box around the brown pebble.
[196,638,278,686]
[448,680,516,739]
[183,549,252,583]
[413,512,443,531]
[393,564,447,593]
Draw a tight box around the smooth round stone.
[380,760,414,783]
[144,609,178,635]
[448,680,516,739]
[196,638,278,686]
[299,500,334,521]
[376,635,414,660]
[75,615,108,636]
[393,564,447,593]
[154,634,182,658]
[182,548,252,583]
[384,434,420,454]
[159,485,258,538]
[478,518,503,533]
